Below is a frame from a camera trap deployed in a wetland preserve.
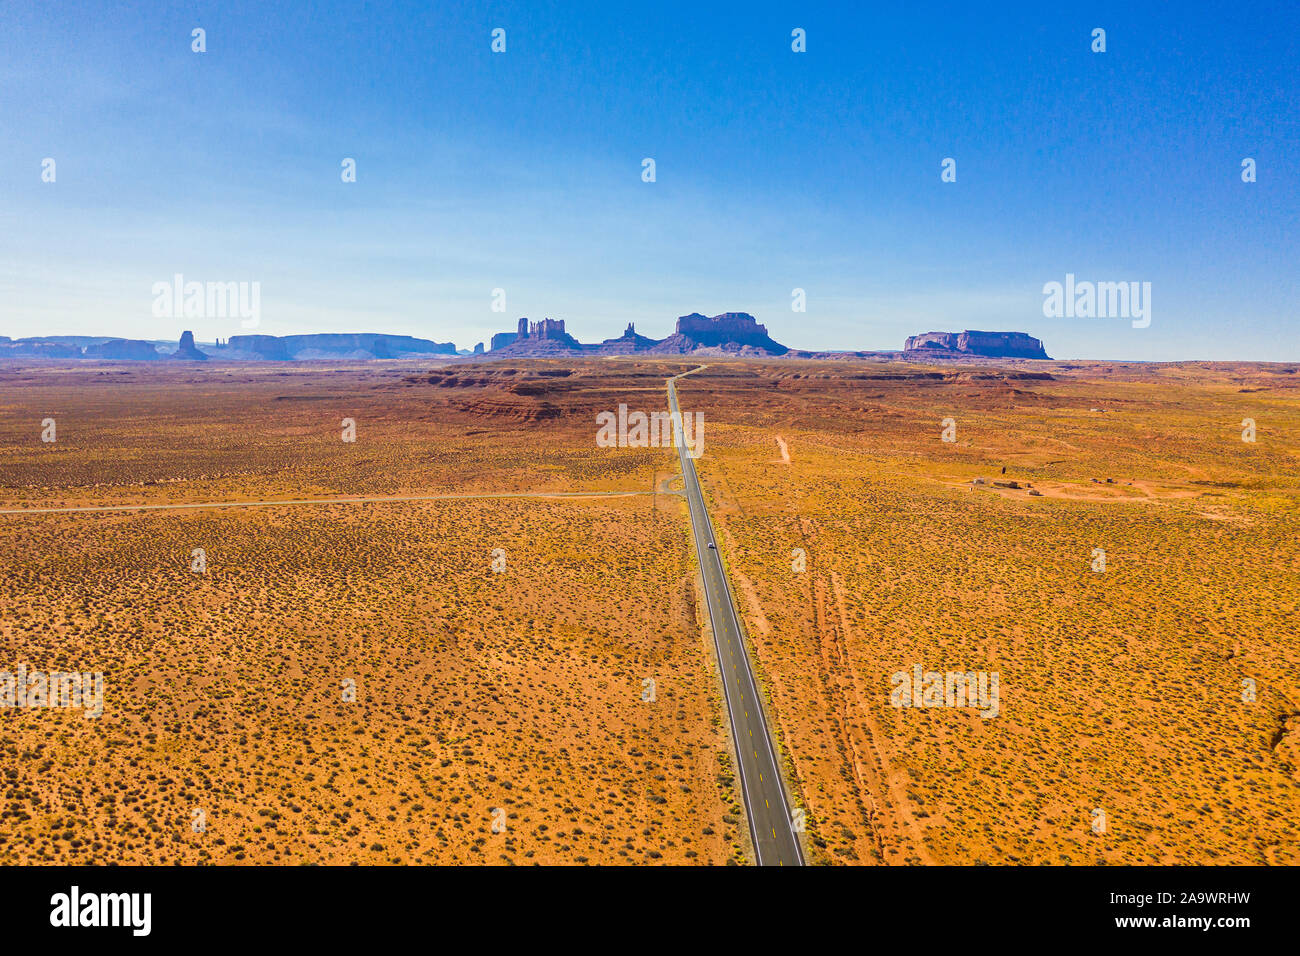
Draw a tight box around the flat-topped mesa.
[226,334,291,361]
[675,311,765,340]
[82,339,161,360]
[218,332,456,360]
[653,312,788,355]
[904,330,1050,360]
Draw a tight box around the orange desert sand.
[1,356,1296,864]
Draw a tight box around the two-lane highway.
[667,369,804,866]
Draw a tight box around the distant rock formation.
[904,330,1050,360]
[1,319,1055,365]
[223,334,291,361]
[522,317,570,340]
[648,313,788,356]
[0,336,172,360]
[596,323,659,355]
[83,339,162,360]
[170,330,208,361]
[216,333,456,361]
[489,312,788,357]
[15,336,131,350]
[491,318,583,355]
[1,340,86,359]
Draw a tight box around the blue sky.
[2,0,1297,359]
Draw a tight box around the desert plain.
[0,355,1296,864]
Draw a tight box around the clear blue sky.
[2,1,1296,359]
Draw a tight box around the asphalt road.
[667,371,804,866]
